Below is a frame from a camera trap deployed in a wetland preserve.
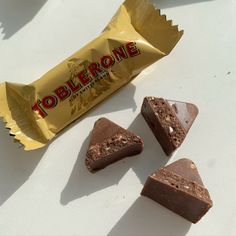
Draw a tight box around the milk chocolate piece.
[85,118,143,172]
[141,158,213,223]
[141,97,198,155]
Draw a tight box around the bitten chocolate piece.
[85,118,143,172]
[141,97,198,156]
[141,158,213,223]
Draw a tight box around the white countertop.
[0,0,236,235]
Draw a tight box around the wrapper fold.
[0,0,183,150]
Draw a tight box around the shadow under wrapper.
[0,122,46,206]
[0,0,47,39]
[151,0,213,9]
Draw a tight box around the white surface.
[0,0,236,235]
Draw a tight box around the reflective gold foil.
[0,0,183,150]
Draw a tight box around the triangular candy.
[141,97,198,156]
[141,158,213,223]
[85,118,144,172]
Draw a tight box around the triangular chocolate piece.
[141,97,198,156]
[141,158,213,223]
[86,118,144,172]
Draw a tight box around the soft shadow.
[108,197,191,236]
[60,133,138,205]
[0,122,46,206]
[151,0,212,9]
[128,114,169,184]
[0,0,47,39]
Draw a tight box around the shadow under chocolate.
[107,197,191,236]
[60,113,169,205]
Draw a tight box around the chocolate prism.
[141,97,198,156]
[85,118,144,172]
[141,158,213,223]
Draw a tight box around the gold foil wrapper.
[0,0,183,150]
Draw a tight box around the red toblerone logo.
[32,42,141,118]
